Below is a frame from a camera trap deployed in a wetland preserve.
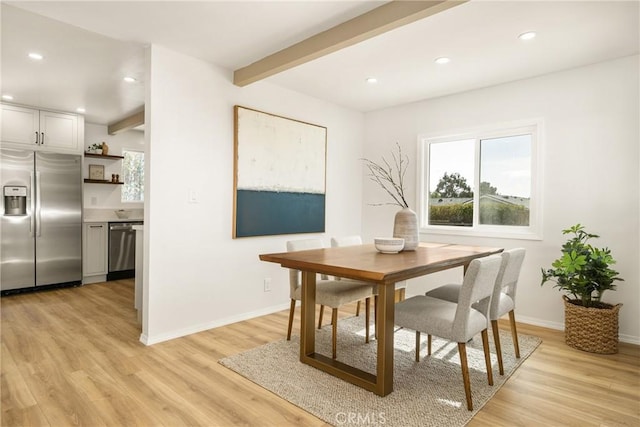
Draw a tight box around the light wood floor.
[1,280,638,426]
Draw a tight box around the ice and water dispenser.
[3,186,27,216]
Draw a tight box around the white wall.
[142,45,365,344]
[83,123,144,209]
[363,55,640,344]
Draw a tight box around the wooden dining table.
[259,242,503,397]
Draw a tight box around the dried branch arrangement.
[362,143,409,208]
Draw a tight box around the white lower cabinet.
[83,222,108,283]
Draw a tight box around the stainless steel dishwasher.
[107,221,142,280]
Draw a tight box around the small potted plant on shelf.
[87,143,103,155]
[540,223,624,353]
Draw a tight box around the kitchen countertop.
[84,208,144,223]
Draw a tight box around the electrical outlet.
[263,278,271,292]
[188,189,198,204]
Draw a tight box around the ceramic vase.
[393,207,418,251]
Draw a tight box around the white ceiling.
[2,1,638,125]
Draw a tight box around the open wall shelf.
[84,152,124,160]
[84,179,124,185]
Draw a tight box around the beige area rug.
[219,316,541,427]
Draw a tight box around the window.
[121,149,144,202]
[419,120,542,239]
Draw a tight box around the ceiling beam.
[233,0,467,87]
[108,109,145,135]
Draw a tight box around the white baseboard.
[514,314,640,345]
[83,274,106,285]
[139,301,291,346]
[139,301,640,347]
[513,314,564,331]
[619,334,640,345]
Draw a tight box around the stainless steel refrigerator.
[1,148,82,292]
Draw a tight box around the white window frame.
[121,148,144,203]
[417,119,544,240]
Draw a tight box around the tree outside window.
[122,150,144,202]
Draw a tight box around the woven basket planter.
[563,295,622,354]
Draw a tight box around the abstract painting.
[233,106,327,238]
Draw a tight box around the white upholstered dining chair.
[425,248,525,375]
[394,255,502,411]
[286,238,375,359]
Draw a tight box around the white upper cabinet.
[1,104,82,153]
[39,110,78,151]
[1,104,39,145]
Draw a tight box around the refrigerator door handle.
[29,171,35,237]
[35,171,42,237]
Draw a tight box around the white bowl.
[374,237,404,254]
[114,209,131,219]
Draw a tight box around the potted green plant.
[87,143,103,155]
[541,223,624,353]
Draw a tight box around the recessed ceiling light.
[76,108,86,113]
[2,94,14,101]
[434,57,450,64]
[366,77,378,84]
[28,52,44,60]
[518,31,537,41]
[123,76,136,83]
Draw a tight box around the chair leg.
[427,334,432,356]
[399,287,406,301]
[509,310,521,358]
[481,329,494,387]
[365,298,370,343]
[415,331,421,362]
[374,295,378,340]
[491,320,504,375]
[458,342,473,411]
[287,299,296,341]
[355,300,361,317]
[318,305,324,329]
[332,308,338,359]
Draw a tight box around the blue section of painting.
[236,190,325,237]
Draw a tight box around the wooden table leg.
[375,283,395,396]
[299,274,393,396]
[300,271,316,358]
